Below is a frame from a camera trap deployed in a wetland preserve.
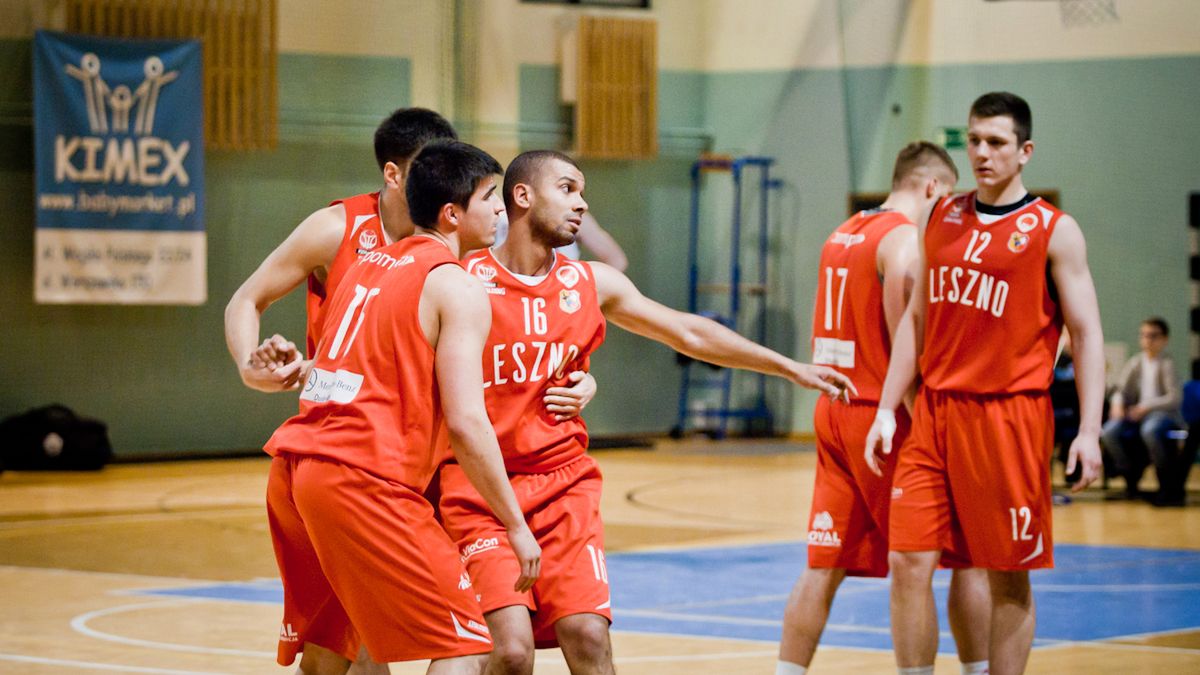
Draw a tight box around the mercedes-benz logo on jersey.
[357,229,378,251]
[556,265,580,288]
[1008,231,1030,253]
[474,264,497,283]
[1016,213,1039,233]
[560,289,581,314]
[67,52,177,136]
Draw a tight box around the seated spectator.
[1101,317,1183,502]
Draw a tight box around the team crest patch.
[556,265,580,288]
[946,200,964,224]
[357,229,378,250]
[1008,231,1030,253]
[473,264,497,283]
[560,289,581,314]
[1016,213,1038,233]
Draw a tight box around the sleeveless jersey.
[811,209,912,402]
[920,192,1063,394]
[463,249,607,474]
[267,236,457,491]
[305,192,390,357]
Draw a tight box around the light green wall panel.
[0,41,406,456]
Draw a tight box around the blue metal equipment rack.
[670,155,781,438]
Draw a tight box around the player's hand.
[1065,431,1103,492]
[864,408,897,477]
[240,335,306,392]
[1127,404,1148,422]
[544,370,596,421]
[254,334,300,369]
[791,364,857,403]
[507,524,542,593]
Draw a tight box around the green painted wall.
[0,40,408,456]
[1,38,1194,455]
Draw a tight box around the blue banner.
[33,30,206,304]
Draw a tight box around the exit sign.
[939,126,968,150]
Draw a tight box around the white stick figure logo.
[64,52,178,136]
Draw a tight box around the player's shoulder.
[297,202,348,237]
[327,191,378,212]
[556,255,595,282]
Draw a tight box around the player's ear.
[439,202,460,228]
[383,160,405,189]
[511,183,532,210]
[924,177,939,199]
[1018,139,1034,167]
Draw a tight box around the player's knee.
[987,570,1031,604]
[888,551,934,585]
[486,638,534,675]
[557,615,611,661]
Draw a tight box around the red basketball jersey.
[305,192,390,357]
[463,249,607,474]
[920,193,1063,394]
[811,209,913,402]
[267,236,457,492]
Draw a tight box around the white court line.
[71,600,275,659]
[1030,582,1200,592]
[617,608,961,641]
[1037,638,1200,656]
[0,506,262,532]
[649,593,788,610]
[0,653,226,674]
[531,648,781,668]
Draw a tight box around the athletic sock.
[775,662,808,675]
[962,661,990,674]
[898,667,934,675]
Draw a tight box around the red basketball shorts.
[439,454,611,648]
[808,397,910,577]
[889,388,1055,570]
[266,454,491,666]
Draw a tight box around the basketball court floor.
[2,439,1198,673]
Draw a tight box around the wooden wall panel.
[576,15,657,159]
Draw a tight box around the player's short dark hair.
[891,141,958,188]
[406,141,502,228]
[503,150,579,212]
[970,92,1032,145]
[373,108,457,171]
[1142,317,1170,338]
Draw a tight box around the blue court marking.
[132,542,1200,653]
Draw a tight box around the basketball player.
[223,108,594,420]
[776,142,991,675]
[264,141,539,675]
[865,92,1105,675]
[440,150,856,675]
[225,108,456,389]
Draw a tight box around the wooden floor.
[1,439,1198,673]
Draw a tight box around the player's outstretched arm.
[1049,215,1105,491]
[591,263,855,400]
[424,265,541,591]
[224,205,345,392]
